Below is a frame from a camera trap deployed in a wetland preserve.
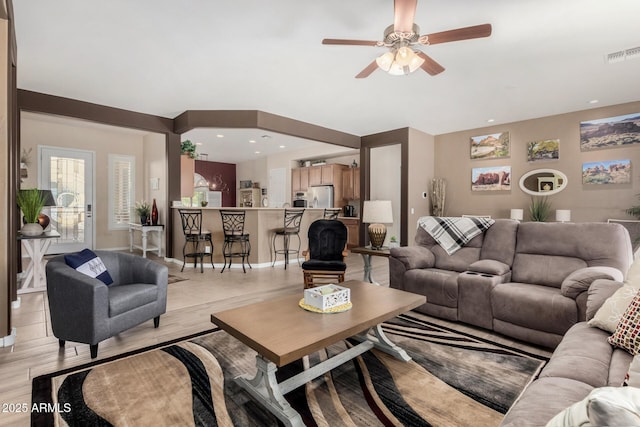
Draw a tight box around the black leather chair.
[302,219,348,288]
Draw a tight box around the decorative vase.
[140,216,147,225]
[21,222,43,236]
[38,213,51,229]
[151,199,158,225]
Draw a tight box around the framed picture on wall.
[527,139,559,162]
[582,159,631,184]
[470,132,510,160]
[580,113,640,151]
[471,166,511,191]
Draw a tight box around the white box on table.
[303,284,350,311]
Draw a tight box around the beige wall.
[20,114,153,250]
[435,101,640,222]
[143,133,167,252]
[408,128,435,243]
[370,144,401,246]
[0,19,9,337]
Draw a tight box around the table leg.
[129,227,134,252]
[157,230,163,257]
[360,254,377,284]
[20,240,35,290]
[353,324,412,362]
[141,230,148,258]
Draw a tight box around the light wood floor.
[0,252,551,426]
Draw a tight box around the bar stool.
[271,209,305,269]
[178,209,214,273]
[323,208,341,219]
[220,210,251,273]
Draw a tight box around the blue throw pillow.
[64,249,114,285]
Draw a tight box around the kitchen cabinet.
[339,217,361,248]
[291,167,310,193]
[342,167,360,201]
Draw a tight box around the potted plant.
[389,236,399,248]
[135,200,151,225]
[529,196,551,222]
[17,188,46,235]
[180,139,197,159]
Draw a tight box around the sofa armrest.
[561,266,624,299]
[45,262,110,342]
[467,259,510,276]
[389,246,435,270]
[586,278,624,320]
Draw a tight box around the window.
[108,155,135,230]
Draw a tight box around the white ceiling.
[12,0,640,161]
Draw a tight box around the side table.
[350,246,391,285]
[18,230,61,294]
[128,223,164,258]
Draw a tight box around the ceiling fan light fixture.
[375,51,394,71]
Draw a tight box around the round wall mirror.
[518,169,568,196]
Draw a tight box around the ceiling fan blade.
[393,0,418,33]
[322,38,379,46]
[425,24,492,45]
[355,61,379,79]
[416,51,445,76]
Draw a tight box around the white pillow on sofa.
[589,258,640,333]
[545,387,640,427]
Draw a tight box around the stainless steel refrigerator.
[309,185,334,208]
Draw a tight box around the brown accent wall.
[195,160,236,207]
[435,101,640,222]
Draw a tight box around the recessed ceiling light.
[487,119,495,123]
[255,151,261,154]
[279,145,286,148]
[195,142,203,146]
[588,99,599,104]
[249,140,256,143]
[216,134,224,138]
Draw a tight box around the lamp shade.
[556,209,571,222]
[362,200,393,224]
[510,208,524,221]
[39,190,56,206]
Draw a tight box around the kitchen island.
[171,207,327,268]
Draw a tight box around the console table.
[18,230,60,294]
[350,246,391,284]
[128,223,164,258]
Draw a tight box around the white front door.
[39,146,95,254]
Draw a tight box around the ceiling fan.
[322,0,492,78]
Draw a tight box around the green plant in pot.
[529,196,551,222]
[17,188,46,236]
[135,200,151,225]
[180,139,197,159]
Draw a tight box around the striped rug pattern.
[32,313,546,426]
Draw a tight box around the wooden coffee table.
[210,280,425,426]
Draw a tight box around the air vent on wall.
[606,46,640,64]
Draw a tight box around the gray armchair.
[46,250,168,358]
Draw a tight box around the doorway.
[39,146,95,254]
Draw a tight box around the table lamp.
[38,190,56,229]
[362,200,393,250]
[556,209,571,223]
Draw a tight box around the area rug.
[32,313,547,426]
[168,274,188,284]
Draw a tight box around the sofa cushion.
[589,284,639,332]
[500,377,593,427]
[561,267,623,299]
[492,282,577,336]
[539,322,618,388]
[608,290,640,355]
[64,248,113,285]
[512,254,586,288]
[108,284,159,317]
[405,268,459,308]
[545,386,640,427]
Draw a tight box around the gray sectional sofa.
[500,279,633,426]
[389,219,636,425]
[389,219,632,348]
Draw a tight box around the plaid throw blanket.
[418,216,495,255]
